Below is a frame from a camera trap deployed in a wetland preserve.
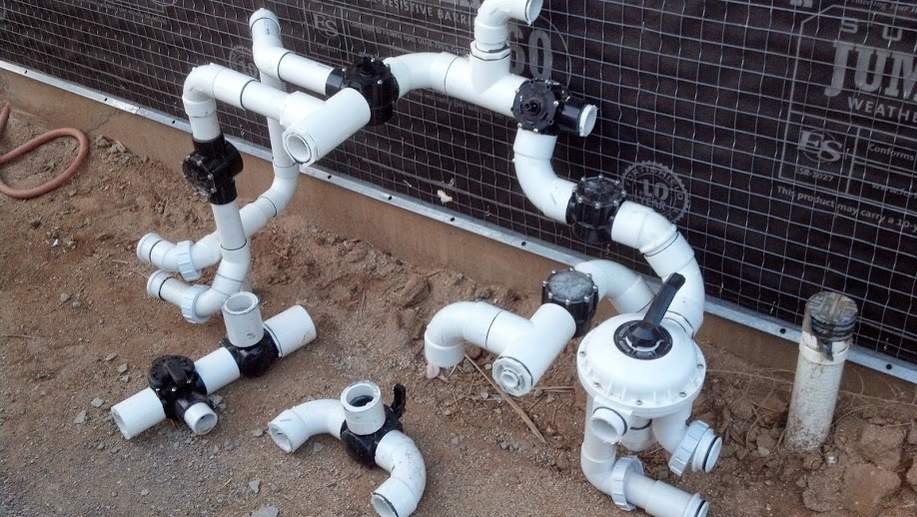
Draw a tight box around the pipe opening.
[283,132,313,164]
[111,409,129,438]
[224,291,258,315]
[184,402,219,435]
[590,406,628,443]
[342,382,381,411]
[371,493,398,517]
[578,104,598,137]
[524,0,544,23]
[268,424,294,453]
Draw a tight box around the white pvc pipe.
[492,303,577,396]
[341,381,386,435]
[268,389,427,517]
[611,201,706,336]
[384,53,456,97]
[512,130,577,223]
[474,0,543,51]
[112,305,317,439]
[423,301,576,395]
[372,431,427,517]
[574,260,654,314]
[250,8,334,96]
[269,399,346,453]
[580,396,707,517]
[651,405,692,454]
[283,88,371,165]
[785,333,850,451]
[223,292,264,348]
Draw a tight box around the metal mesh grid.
[0,0,914,364]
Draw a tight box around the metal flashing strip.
[2,60,912,384]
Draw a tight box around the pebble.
[73,410,87,424]
[59,293,71,303]
[116,363,129,374]
[71,300,82,309]
[210,394,224,407]
[90,398,105,408]
[251,504,279,517]
[140,489,149,497]
[248,479,261,494]
[104,353,118,362]
[119,375,130,383]
[251,428,264,438]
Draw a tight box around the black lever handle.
[643,273,685,327]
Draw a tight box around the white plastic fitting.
[512,130,577,223]
[611,201,705,335]
[474,0,544,52]
[111,302,318,439]
[282,88,371,165]
[573,260,654,314]
[222,292,264,348]
[268,383,427,517]
[250,8,334,95]
[423,301,576,396]
[579,395,711,517]
[341,381,386,435]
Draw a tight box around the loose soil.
[1,106,916,517]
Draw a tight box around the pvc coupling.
[268,382,427,517]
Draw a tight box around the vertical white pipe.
[786,292,856,451]
[222,292,264,348]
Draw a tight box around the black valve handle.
[617,273,685,352]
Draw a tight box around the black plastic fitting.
[182,134,244,205]
[147,355,211,421]
[222,332,279,378]
[614,273,685,360]
[341,384,407,468]
[326,56,400,126]
[542,269,599,337]
[512,79,591,136]
[566,175,628,245]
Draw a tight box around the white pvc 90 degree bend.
[574,260,654,315]
[475,0,544,51]
[424,301,576,396]
[611,201,706,336]
[268,382,427,517]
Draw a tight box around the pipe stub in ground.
[222,291,264,348]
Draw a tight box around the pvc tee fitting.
[111,295,317,439]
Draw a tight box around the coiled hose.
[0,102,90,199]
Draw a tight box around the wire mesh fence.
[0,0,914,365]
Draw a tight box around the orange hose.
[0,102,90,199]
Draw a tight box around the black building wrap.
[0,0,914,365]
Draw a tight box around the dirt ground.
[1,106,916,517]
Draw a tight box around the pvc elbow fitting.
[474,0,543,51]
[372,431,427,517]
[269,399,346,453]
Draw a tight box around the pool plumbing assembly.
[116,1,720,515]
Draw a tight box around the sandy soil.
[1,106,916,517]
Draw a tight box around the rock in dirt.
[251,504,279,517]
[90,398,104,408]
[857,423,905,470]
[251,428,264,438]
[394,275,430,308]
[73,410,87,425]
[248,479,261,494]
[59,293,71,303]
[104,353,118,362]
[842,463,900,516]
[802,465,844,513]
[116,363,129,374]
[731,399,755,420]
[907,459,917,491]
